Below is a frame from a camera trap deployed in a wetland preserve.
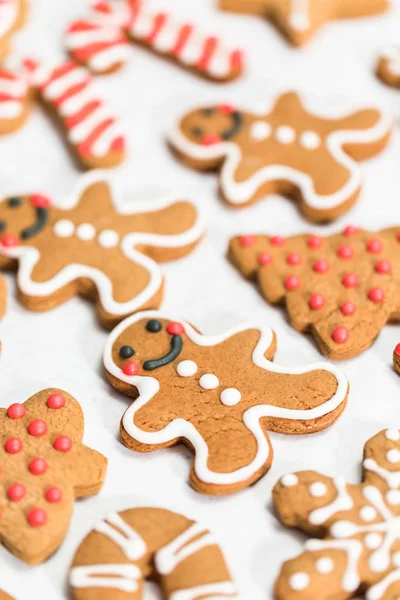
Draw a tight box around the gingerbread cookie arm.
[377,47,400,89]
[0,68,31,135]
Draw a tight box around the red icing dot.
[309,294,325,310]
[30,194,52,208]
[239,235,256,247]
[46,393,65,409]
[1,233,19,247]
[313,259,329,274]
[7,483,26,502]
[218,103,236,115]
[29,457,48,475]
[367,239,383,254]
[271,235,286,246]
[368,287,385,303]
[376,259,391,274]
[53,436,72,452]
[27,508,47,527]
[337,245,354,259]
[307,235,323,249]
[45,487,63,503]
[343,225,359,237]
[397,232,400,243]
[167,322,185,335]
[395,343,400,357]
[7,403,26,419]
[258,252,272,266]
[5,438,22,454]
[284,275,300,291]
[286,252,302,266]
[28,419,47,437]
[202,134,222,146]
[122,361,139,376]
[340,301,356,316]
[342,273,359,288]
[332,327,349,344]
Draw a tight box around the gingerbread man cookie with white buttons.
[0,0,27,61]
[169,92,392,223]
[0,172,203,329]
[377,46,400,89]
[219,0,389,47]
[104,311,349,495]
[273,429,400,600]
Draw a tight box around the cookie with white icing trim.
[0,592,13,600]
[219,0,389,47]
[0,388,107,564]
[230,225,400,360]
[0,68,31,134]
[103,311,349,495]
[377,46,400,89]
[0,173,203,329]
[69,507,238,599]
[169,92,392,223]
[0,0,27,61]
[273,429,400,600]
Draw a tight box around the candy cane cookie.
[65,0,244,82]
[0,0,27,61]
[70,507,238,599]
[0,67,29,134]
[377,46,400,89]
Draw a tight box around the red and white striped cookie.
[0,67,30,134]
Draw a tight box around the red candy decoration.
[30,194,52,208]
[27,508,47,527]
[167,322,185,335]
[122,361,139,376]
[53,435,72,452]
[340,301,356,316]
[367,239,383,254]
[1,233,19,247]
[202,134,222,146]
[46,393,65,409]
[218,103,236,115]
[29,457,48,475]
[258,252,272,266]
[342,273,359,288]
[395,343,400,357]
[239,235,256,247]
[28,419,47,437]
[368,287,385,303]
[45,487,63,503]
[337,245,354,259]
[307,235,323,249]
[332,327,350,344]
[375,259,391,274]
[343,225,359,237]
[270,235,286,246]
[5,437,22,454]
[313,259,329,274]
[7,403,26,419]
[309,294,325,310]
[7,483,26,501]
[284,275,300,291]
[286,252,302,266]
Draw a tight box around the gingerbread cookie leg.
[0,68,30,135]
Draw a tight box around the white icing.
[54,219,75,238]
[155,523,215,575]
[220,388,241,407]
[365,533,382,549]
[98,229,119,248]
[381,46,400,77]
[89,44,131,72]
[177,360,198,377]
[76,223,96,241]
[69,564,141,592]
[0,72,27,97]
[0,0,19,39]
[43,68,89,100]
[367,569,400,600]
[386,429,400,441]
[300,130,321,150]
[275,125,296,144]
[0,101,23,119]
[387,490,400,505]
[359,506,377,522]
[1,173,204,319]
[103,310,348,487]
[199,374,219,390]
[250,121,271,141]
[305,539,362,592]
[309,482,327,498]
[169,582,238,600]
[315,557,334,574]
[66,26,122,49]
[289,0,310,31]
[387,449,400,464]
[289,572,309,591]
[309,477,353,525]
[392,551,400,567]
[94,512,147,560]
[364,458,400,489]
[281,474,298,487]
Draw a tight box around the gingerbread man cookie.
[377,46,400,89]
[65,0,244,81]
[0,173,203,329]
[0,388,107,564]
[230,226,400,360]
[0,0,27,61]
[169,92,392,223]
[69,507,238,598]
[219,0,389,46]
[104,311,349,495]
[0,592,13,600]
[273,429,400,599]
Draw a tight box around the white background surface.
[1,1,400,598]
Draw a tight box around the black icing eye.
[146,319,162,333]
[0,221,5,233]
[8,197,21,208]
[119,345,135,359]
[202,108,215,117]
[191,127,204,138]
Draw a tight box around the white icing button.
[389,58,400,76]
[387,490,400,505]
[275,125,296,145]
[359,506,376,522]
[76,223,96,241]
[54,219,75,238]
[176,360,198,377]
[250,121,271,141]
[386,429,400,441]
[393,551,400,568]
[315,557,334,574]
[98,229,119,248]
[289,572,310,591]
[281,474,298,487]
[299,130,321,150]
[289,14,309,31]
[220,388,241,406]
[387,449,400,464]
[199,374,219,390]
[365,533,382,549]
[309,482,327,498]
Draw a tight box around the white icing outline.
[103,310,348,487]
[305,539,362,592]
[0,172,205,318]
[94,512,147,560]
[168,93,392,212]
[69,564,141,592]
[169,582,238,600]
[155,523,216,575]
[0,0,19,39]
[309,477,353,525]
[0,68,27,120]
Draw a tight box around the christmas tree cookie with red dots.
[0,0,27,61]
[0,388,107,564]
[168,92,392,223]
[377,46,400,89]
[230,226,400,360]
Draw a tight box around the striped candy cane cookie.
[0,68,30,134]
[23,58,125,169]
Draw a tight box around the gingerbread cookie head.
[0,388,107,564]
[0,173,204,329]
[377,46,400,89]
[104,310,349,495]
[273,429,400,599]
[169,92,392,223]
